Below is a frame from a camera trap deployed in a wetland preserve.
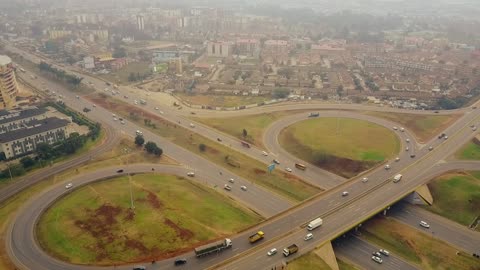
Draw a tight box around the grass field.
[99,61,151,85]
[455,140,480,160]
[365,112,461,143]
[338,259,360,270]
[37,174,263,265]
[287,252,332,270]
[279,118,399,178]
[193,112,297,148]
[177,93,269,108]
[87,94,322,202]
[361,217,479,270]
[425,171,480,227]
[0,136,176,270]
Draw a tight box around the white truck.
[307,217,323,231]
[393,174,403,183]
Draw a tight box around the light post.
[123,148,135,211]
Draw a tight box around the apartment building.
[0,55,18,109]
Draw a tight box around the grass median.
[361,217,479,270]
[37,173,263,265]
[87,94,322,202]
[455,139,480,160]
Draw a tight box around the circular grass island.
[279,118,400,178]
[37,174,263,265]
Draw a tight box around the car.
[262,151,268,156]
[372,251,382,257]
[285,167,292,172]
[406,138,410,143]
[473,127,478,131]
[159,111,164,114]
[75,95,79,99]
[217,138,222,142]
[155,107,159,110]
[113,117,117,121]
[187,172,195,177]
[190,123,195,128]
[240,185,247,191]
[428,146,433,151]
[120,121,125,125]
[444,135,448,140]
[362,177,368,183]
[174,258,187,265]
[400,127,405,132]
[372,256,383,264]
[393,126,398,130]
[134,100,138,105]
[395,157,400,162]
[224,184,232,191]
[116,169,124,173]
[304,233,314,241]
[434,111,439,113]
[112,113,116,117]
[342,191,349,196]
[124,95,129,99]
[438,133,446,139]
[190,112,196,115]
[132,266,146,270]
[385,164,390,170]
[65,183,73,189]
[379,249,390,256]
[405,147,409,151]
[273,159,280,165]
[229,178,235,183]
[410,154,416,158]
[267,248,277,256]
[419,221,430,228]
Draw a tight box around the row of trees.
[134,135,163,156]
[38,61,83,88]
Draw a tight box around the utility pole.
[123,148,135,210]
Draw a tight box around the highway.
[334,235,418,270]
[3,43,480,270]
[391,202,480,255]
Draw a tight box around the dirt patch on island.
[164,218,194,241]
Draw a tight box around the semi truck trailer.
[194,238,232,257]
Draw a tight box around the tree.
[36,143,54,160]
[336,85,345,97]
[272,88,290,99]
[135,135,145,146]
[153,147,163,156]
[199,143,207,152]
[113,47,127,58]
[242,129,248,138]
[145,141,158,154]
[20,156,35,168]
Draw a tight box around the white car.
[393,126,398,130]
[75,95,79,99]
[224,184,232,191]
[240,185,247,191]
[362,177,368,183]
[159,111,164,114]
[262,151,268,156]
[229,178,235,183]
[428,146,433,151]
[187,172,195,177]
[342,191,349,196]
[155,107,159,110]
[379,249,390,256]
[419,221,430,228]
[304,233,313,241]
[400,127,405,132]
[285,167,292,172]
[395,157,400,162]
[190,123,195,128]
[65,183,73,189]
[385,164,391,170]
[406,138,410,143]
[444,135,448,140]
[405,147,409,151]
[113,117,117,121]
[120,121,125,125]
[267,248,277,256]
[372,256,383,264]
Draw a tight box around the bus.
[241,141,251,148]
[295,163,306,170]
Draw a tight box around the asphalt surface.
[3,43,480,270]
[390,202,480,255]
[334,235,418,270]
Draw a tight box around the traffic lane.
[334,235,419,270]
[390,202,480,254]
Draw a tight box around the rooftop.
[0,107,48,126]
[0,55,12,66]
[0,117,69,143]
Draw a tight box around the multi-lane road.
[3,43,480,270]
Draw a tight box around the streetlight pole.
[123,148,135,211]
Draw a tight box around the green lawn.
[279,118,399,177]
[425,172,480,227]
[456,140,480,160]
[177,93,268,108]
[362,218,479,270]
[37,174,263,265]
[287,252,332,270]
[193,112,295,148]
[365,112,461,143]
[99,61,151,85]
[88,95,322,202]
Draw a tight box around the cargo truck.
[194,238,232,257]
[283,244,298,257]
[307,217,323,231]
[393,174,403,183]
[248,231,264,243]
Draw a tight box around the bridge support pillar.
[404,184,433,205]
[314,241,340,270]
